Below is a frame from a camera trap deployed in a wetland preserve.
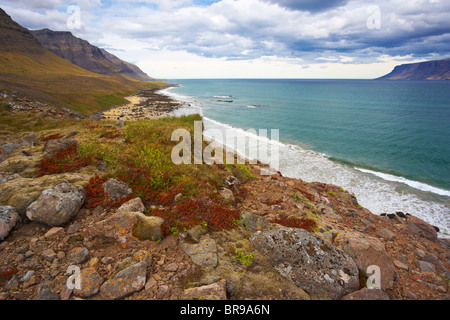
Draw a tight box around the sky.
[1,0,449,79]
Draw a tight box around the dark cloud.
[263,0,349,12]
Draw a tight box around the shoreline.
[160,85,450,239]
[96,85,182,121]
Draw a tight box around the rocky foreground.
[0,91,449,301]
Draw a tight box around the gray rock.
[100,262,147,300]
[68,247,90,265]
[378,228,396,241]
[43,138,77,157]
[239,212,269,232]
[41,249,57,262]
[20,270,35,283]
[5,275,20,290]
[102,179,132,200]
[250,227,360,300]
[181,235,218,267]
[418,260,436,274]
[26,182,85,227]
[73,267,104,298]
[116,197,145,214]
[0,206,20,241]
[219,188,235,203]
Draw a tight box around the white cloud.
[1,0,449,78]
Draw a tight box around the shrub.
[270,215,317,232]
[35,144,92,177]
[150,197,241,236]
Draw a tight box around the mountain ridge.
[30,29,152,81]
[377,58,450,80]
[0,7,160,115]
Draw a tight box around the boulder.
[102,178,132,200]
[68,247,90,265]
[116,197,145,214]
[73,268,104,298]
[250,227,360,299]
[26,182,85,227]
[219,188,235,203]
[121,211,164,241]
[181,235,218,267]
[100,262,147,300]
[406,215,437,240]
[43,138,77,157]
[239,212,269,232]
[334,231,396,290]
[0,206,20,241]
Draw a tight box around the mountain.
[377,58,450,80]
[0,8,159,114]
[31,29,153,81]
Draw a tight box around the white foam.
[354,168,450,197]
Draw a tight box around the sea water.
[162,79,450,238]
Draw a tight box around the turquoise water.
[163,79,450,237]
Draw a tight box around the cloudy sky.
[1,0,449,79]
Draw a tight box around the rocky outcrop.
[26,182,85,226]
[250,227,360,299]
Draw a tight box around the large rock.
[73,267,104,298]
[102,178,132,200]
[116,197,145,214]
[121,211,164,241]
[181,235,218,267]
[406,215,438,240]
[26,182,85,227]
[43,138,77,157]
[0,206,20,241]
[250,228,360,300]
[334,231,396,290]
[83,211,164,247]
[100,262,147,300]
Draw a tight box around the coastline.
[159,84,450,239]
[95,85,182,121]
[1,86,450,301]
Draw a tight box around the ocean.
[162,79,450,238]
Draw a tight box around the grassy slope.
[0,50,165,115]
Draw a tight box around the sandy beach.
[99,86,181,121]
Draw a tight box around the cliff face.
[30,29,153,81]
[377,58,450,80]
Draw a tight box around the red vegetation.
[151,197,241,236]
[0,267,18,280]
[40,133,63,142]
[270,216,317,232]
[35,144,92,177]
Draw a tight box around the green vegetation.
[235,248,254,267]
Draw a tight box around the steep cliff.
[31,29,152,81]
[377,58,450,80]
